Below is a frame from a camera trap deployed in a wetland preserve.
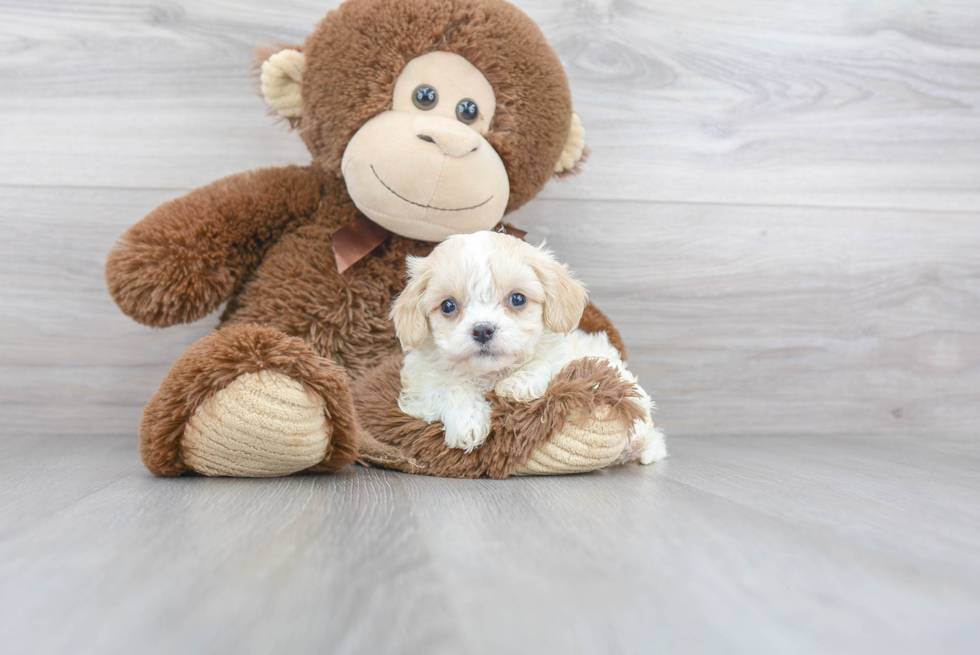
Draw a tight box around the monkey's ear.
[260,49,306,119]
[553,113,587,176]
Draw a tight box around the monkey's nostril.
[417,134,435,143]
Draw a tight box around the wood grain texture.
[1,0,979,651]
[1,0,978,208]
[513,199,980,438]
[1,434,978,654]
[2,186,977,437]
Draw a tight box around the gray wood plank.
[1,2,979,652]
[514,198,980,439]
[0,1,977,210]
[3,185,977,438]
[0,436,462,655]
[1,433,977,654]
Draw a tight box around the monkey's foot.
[513,406,628,475]
[139,324,360,477]
[181,371,331,477]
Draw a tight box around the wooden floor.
[0,433,977,654]
[1,0,979,652]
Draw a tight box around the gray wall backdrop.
[1,0,978,440]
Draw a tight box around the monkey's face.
[258,0,588,241]
[340,52,510,242]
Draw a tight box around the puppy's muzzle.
[471,322,496,344]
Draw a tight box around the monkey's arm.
[577,302,627,360]
[106,166,322,327]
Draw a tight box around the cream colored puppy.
[390,231,667,465]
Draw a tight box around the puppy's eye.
[412,85,438,110]
[509,293,527,308]
[440,299,457,314]
[456,99,478,124]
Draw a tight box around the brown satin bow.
[332,214,527,274]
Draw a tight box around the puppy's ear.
[529,246,589,333]
[390,256,431,350]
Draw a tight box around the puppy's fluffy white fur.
[390,231,666,465]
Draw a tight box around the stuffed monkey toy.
[106,0,645,478]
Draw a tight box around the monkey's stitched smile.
[370,165,494,212]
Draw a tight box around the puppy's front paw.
[495,372,550,403]
[442,403,492,453]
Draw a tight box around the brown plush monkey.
[106,0,642,478]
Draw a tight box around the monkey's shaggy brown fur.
[140,324,362,476]
[352,357,645,479]
[107,0,632,477]
[298,0,574,214]
[107,166,324,328]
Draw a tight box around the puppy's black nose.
[472,323,495,344]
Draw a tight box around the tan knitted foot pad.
[513,406,628,476]
[181,371,331,477]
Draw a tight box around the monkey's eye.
[509,293,526,308]
[456,99,479,124]
[412,85,438,110]
[440,299,458,315]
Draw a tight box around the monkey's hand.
[106,166,321,327]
